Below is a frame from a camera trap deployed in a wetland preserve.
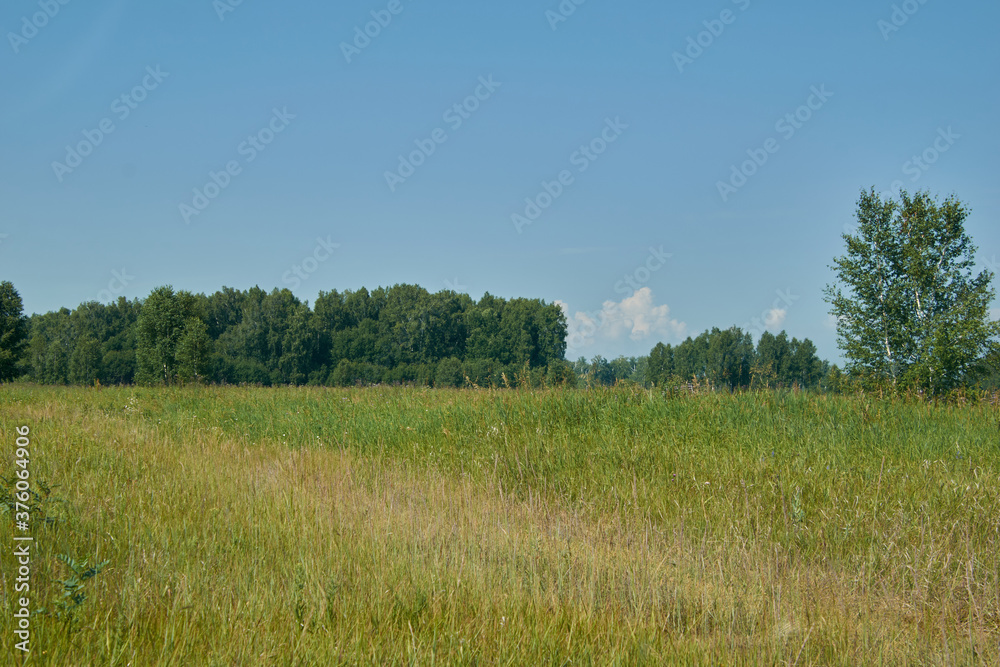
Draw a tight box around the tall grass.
[1,385,998,664]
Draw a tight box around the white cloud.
[824,314,839,330]
[557,287,687,355]
[991,308,1000,322]
[764,308,786,329]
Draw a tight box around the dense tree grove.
[0,281,29,382]
[573,327,830,390]
[4,275,993,393]
[11,284,572,388]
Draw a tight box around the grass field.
[1,385,999,665]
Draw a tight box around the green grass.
[1,385,999,665]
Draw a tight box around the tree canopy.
[0,281,29,381]
[825,189,999,394]
[14,283,572,388]
[640,327,827,391]
[3,280,839,391]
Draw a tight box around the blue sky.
[2,0,998,364]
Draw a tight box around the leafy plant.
[0,475,66,527]
[37,554,110,631]
[825,188,1000,395]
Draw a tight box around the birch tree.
[825,189,999,394]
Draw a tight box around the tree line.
[1,281,834,390]
[570,328,831,390]
[10,284,573,388]
[2,188,997,394]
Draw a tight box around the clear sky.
[2,0,998,364]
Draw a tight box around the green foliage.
[434,356,464,387]
[27,309,73,384]
[647,342,673,387]
[1,474,102,635]
[579,327,828,391]
[825,188,1000,395]
[21,283,569,389]
[37,554,110,629]
[0,475,66,527]
[0,280,29,381]
[705,326,754,390]
[754,331,789,388]
[68,335,102,385]
[135,286,200,385]
[545,359,577,387]
[26,299,140,385]
[972,348,1000,390]
[176,317,213,383]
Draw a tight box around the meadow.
[1,385,998,665]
